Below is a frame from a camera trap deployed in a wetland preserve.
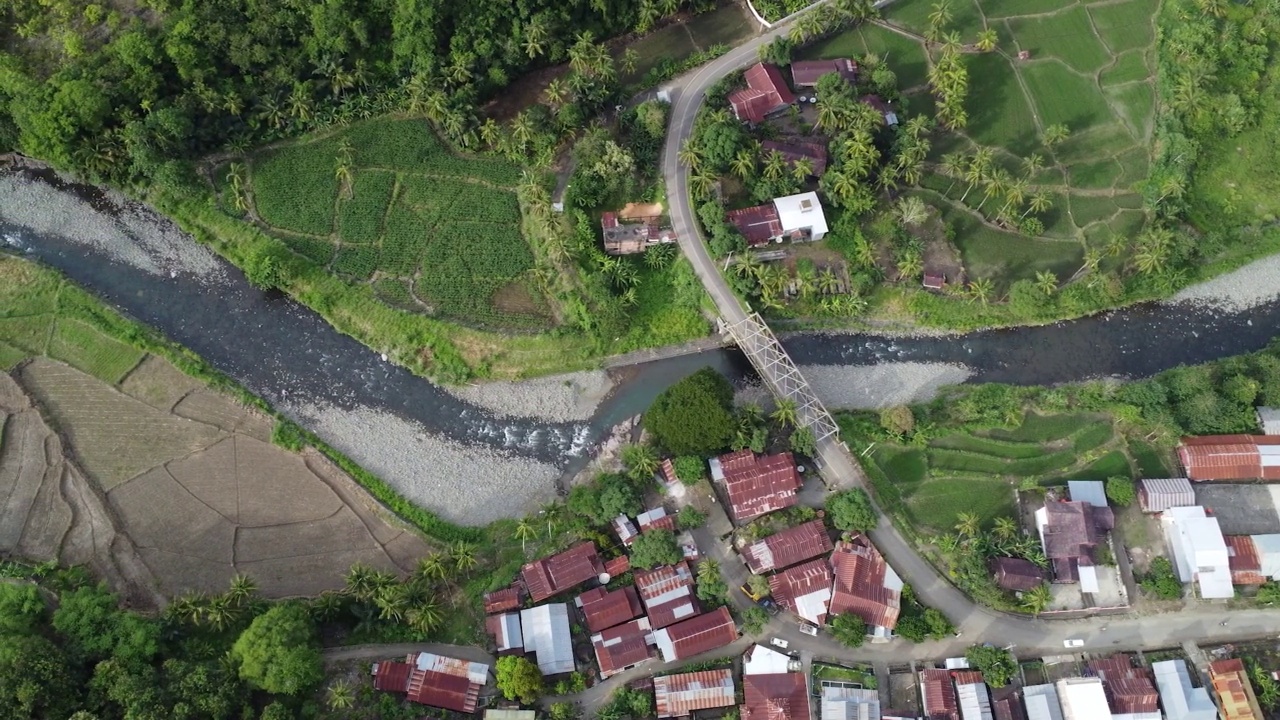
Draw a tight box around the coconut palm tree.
[975,28,998,52]
[689,172,715,200]
[621,48,640,76]
[731,150,756,180]
[977,168,1010,212]
[1022,153,1044,179]
[621,443,660,480]
[954,512,981,538]
[896,196,929,227]
[1041,123,1070,149]
[510,111,535,149]
[515,520,536,552]
[523,18,548,58]
[309,591,345,622]
[452,542,478,574]
[1021,583,1052,613]
[792,157,814,182]
[1003,178,1027,214]
[961,149,992,203]
[967,277,994,305]
[1023,189,1052,218]
[734,252,764,281]
[772,399,799,428]
[763,151,787,181]
[1155,173,1186,205]
[697,559,721,585]
[543,78,568,108]
[678,139,703,171]
[895,250,923,281]
[1035,270,1058,295]
[408,599,443,634]
[374,585,408,622]
[993,516,1019,541]
[327,681,355,711]
[926,0,952,42]
[818,267,841,295]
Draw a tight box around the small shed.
[1068,480,1107,508]
[1139,478,1195,513]
[923,273,945,290]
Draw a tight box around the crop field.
[242,117,549,330]
[801,24,931,90]
[869,0,1160,289]
[863,411,1142,534]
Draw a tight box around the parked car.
[771,638,789,649]
[758,598,780,616]
[798,622,819,637]
[1063,638,1085,648]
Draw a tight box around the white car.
[798,623,819,637]
[1063,638,1085,648]
[771,638,789,649]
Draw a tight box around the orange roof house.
[1209,659,1264,720]
[1177,435,1280,481]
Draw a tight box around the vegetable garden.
[234,118,549,330]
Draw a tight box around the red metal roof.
[1086,656,1158,714]
[1177,435,1280,481]
[742,672,811,720]
[602,212,619,229]
[828,535,900,630]
[729,63,795,123]
[660,458,680,487]
[743,519,834,574]
[484,586,523,614]
[760,140,829,178]
[767,559,832,625]
[372,660,412,692]
[655,606,737,661]
[592,617,655,678]
[715,450,801,524]
[923,274,945,290]
[605,555,631,577]
[920,669,959,720]
[1209,659,1262,720]
[990,557,1045,592]
[521,541,604,602]
[577,585,644,633]
[991,686,1027,720]
[403,653,487,713]
[790,58,857,87]
[1226,535,1266,584]
[635,561,700,628]
[726,204,783,247]
[654,669,736,718]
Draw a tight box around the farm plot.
[864,411,1139,534]
[242,117,549,330]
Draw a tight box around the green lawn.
[1105,82,1156,141]
[884,0,987,39]
[944,207,1082,286]
[1067,157,1125,190]
[1068,195,1122,228]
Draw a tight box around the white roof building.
[743,644,796,675]
[1023,684,1065,720]
[956,677,994,720]
[520,604,575,675]
[1068,480,1107,508]
[1139,478,1195,513]
[1162,506,1233,598]
[773,192,829,241]
[1257,407,1280,434]
[821,686,880,720]
[1152,660,1217,720]
[1055,678,1112,720]
[1256,533,1280,579]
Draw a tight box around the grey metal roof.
[520,604,574,675]
[1139,478,1195,512]
[1068,480,1107,508]
[1023,684,1064,720]
[1152,660,1216,720]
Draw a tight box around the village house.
[828,535,902,639]
[576,585,644,633]
[591,617,656,679]
[1056,677,1113,720]
[710,448,803,524]
[729,63,796,124]
[790,58,858,88]
[742,645,811,720]
[1034,499,1113,587]
[1257,407,1280,435]
[1224,533,1280,585]
[483,586,524,614]
[654,669,737,718]
[485,611,523,654]
[521,541,605,602]
[989,557,1046,593]
[768,558,834,626]
[1138,477,1196,513]
[727,191,830,247]
[1152,659,1218,720]
[1208,659,1266,720]
[1085,656,1161,720]
[652,606,738,662]
[1023,683,1066,720]
[601,211,677,255]
[991,686,1028,720]
[1176,435,1280,481]
[520,603,575,675]
[859,94,899,125]
[371,652,490,713]
[1162,505,1233,599]
[920,668,960,720]
[761,139,830,178]
[635,560,701,628]
[954,670,994,720]
[742,518,833,574]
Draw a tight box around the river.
[4,168,1279,504]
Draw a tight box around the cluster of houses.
[915,651,1267,720]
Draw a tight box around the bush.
[880,406,915,436]
[677,506,706,530]
[230,604,323,696]
[965,645,1017,688]
[827,489,878,533]
[1139,557,1183,600]
[740,606,768,635]
[644,368,736,456]
[630,530,682,570]
[496,656,543,704]
[673,456,706,486]
[1105,476,1135,507]
[829,614,866,648]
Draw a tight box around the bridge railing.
[723,312,839,441]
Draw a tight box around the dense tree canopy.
[964,645,1018,688]
[230,604,324,696]
[827,488,878,533]
[644,368,736,456]
[829,613,866,648]
[496,656,544,704]
[630,529,683,569]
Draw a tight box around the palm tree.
[374,585,408,622]
[345,564,381,601]
[967,277,994,305]
[697,559,721,585]
[939,152,966,193]
[621,443,660,480]
[523,18,548,59]
[771,398,799,428]
[166,592,206,625]
[203,594,239,631]
[1035,270,1058,295]
[792,157,814,182]
[896,196,929,227]
[510,111,535,149]
[954,512,981,538]
[1022,153,1044,179]
[1155,173,1186,205]
[689,172,715,200]
[895,250,923,281]
[1003,178,1027,213]
[309,591,345,622]
[993,516,1019,541]
[327,680,355,711]
[479,118,501,149]
[1023,189,1052,218]
[763,151,787,181]
[927,0,953,41]
[621,48,640,76]
[975,28,998,52]
[515,520,536,552]
[408,599,442,634]
[452,541,478,574]
[731,150,756,181]
[818,267,841,295]
[1021,583,1052,613]
[824,170,857,207]
[961,150,992,203]
[678,139,703,171]
[543,78,568,107]
[734,252,764,281]
[226,574,258,606]
[1080,248,1102,276]
[1041,123,1070,149]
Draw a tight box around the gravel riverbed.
[289,401,561,526]
[0,172,226,282]
[801,362,973,410]
[444,370,614,422]
[1167,254,1280,313]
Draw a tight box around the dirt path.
[323,642,494,665]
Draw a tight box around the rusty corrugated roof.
[1209,659,1262,720]
[920,668,959,720]
[654,669,736,718]
[521,541,604,602]
[829,536,900,630]
[742,519,833,574]
[715,450,801,523]
[577,585,643,633]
